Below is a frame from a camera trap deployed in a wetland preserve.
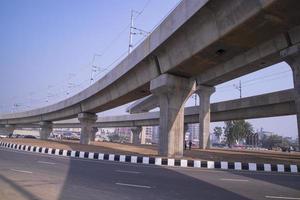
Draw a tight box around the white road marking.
[10,169,33,174]
[220,178,249,182]
[265,196,300,200]
[115,170,141,174]
[115,182,151,189]
[37,161,56,165]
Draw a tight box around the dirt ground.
[1,138,300,165]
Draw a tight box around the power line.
[1,0,184,113]
[217,69,292,90]
[216,73,292,93]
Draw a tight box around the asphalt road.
[0,148,299,200]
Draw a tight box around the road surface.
[0,148,299,200]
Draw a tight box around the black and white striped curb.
[1,141,299,173]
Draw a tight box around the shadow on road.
[0,174,40,200]
[57,156,252,200]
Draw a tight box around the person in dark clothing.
[189,140,192,150]
[184,140,187,150]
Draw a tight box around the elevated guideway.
[1,0,300,156]
[1,0,299,125]
[0,89,292,129]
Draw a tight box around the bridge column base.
[90,127,98,142]
[78,113,97,145]
[131,126,142,145]
[39,121,53,140]
[150,74,194,158]
[195,85,215,149]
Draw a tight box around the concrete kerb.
[0,141,299,174]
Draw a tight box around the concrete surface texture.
[39,121,53,140]
[150,74,194,157]
[131,127,142,145]
[286,53,300,149]
[46,89,294,128]
[195,85,215,149]
[78,113,97,145]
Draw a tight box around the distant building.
[151,126,159,144]
[187,123,199,142]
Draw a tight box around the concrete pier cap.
[150,74,195,158]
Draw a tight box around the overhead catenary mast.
[233,80,242,98]
[128,9,150,54]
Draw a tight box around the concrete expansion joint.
[152,54,162,75]
[1,141,299,174]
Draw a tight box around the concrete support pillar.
[78,113,97,145]
[150,74,194,158]
[131,126,142,145]
[286,55,300,148]
[140,127,146,144]
[5,124,15,138]
[195,85,215,149]
[39,121,53,140]
[90,127,98,142]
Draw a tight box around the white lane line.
[37,161,56,165]
[220,178,249,182]
[115,170,141,174]
[10,169,33,174]
[115,182,151,189]
[265,196,300,200]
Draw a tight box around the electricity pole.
[233,80,242,98]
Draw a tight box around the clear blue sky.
[0,0,297,139]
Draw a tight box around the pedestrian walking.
[189,140,192,150]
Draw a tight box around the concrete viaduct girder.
[2,89,291,129]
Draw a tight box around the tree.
[213,126,223,142]
[260,133,292,150]
[223,120,254,146]
[108,133,120,142]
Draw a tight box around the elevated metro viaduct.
[0,89,296,149]
[1,0,300,157]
